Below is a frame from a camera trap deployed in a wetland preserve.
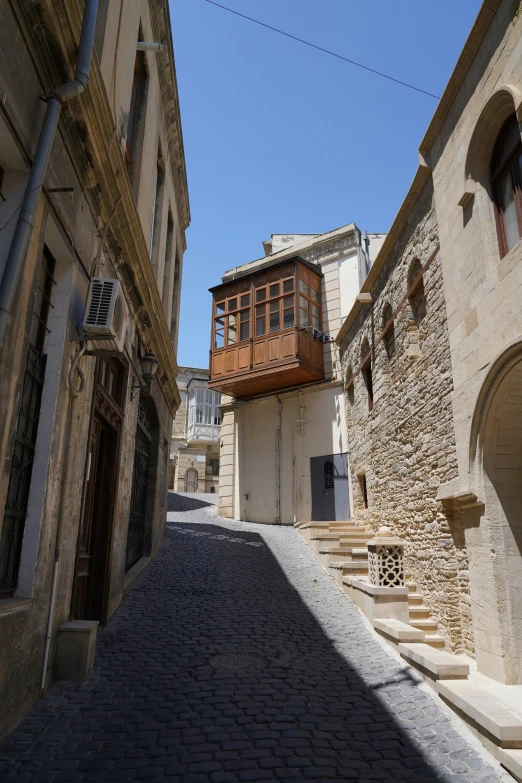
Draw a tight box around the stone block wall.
[339,180,472,654]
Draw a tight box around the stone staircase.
[297,521,446,650]
[296,520,522,782]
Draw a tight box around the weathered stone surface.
[0,494,505,782]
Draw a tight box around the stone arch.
[467,339,522,684]
[465,86,522,192]
[360,336,373,411]
[345,363,354,407]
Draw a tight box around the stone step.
[339,532,372,540]
[409,618,439,632]
[498,748,522,781]
[424,634,446,649]
[341,564,370,578]
[310,533,341,541]
[437,679,522,749]
[398,643,470,681]
[409,606,431,619]
[373,619,425,644]
[407,593,424,606]
[299,521,330,530]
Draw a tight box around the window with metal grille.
[0,246,56,596]
[324,460,334,490]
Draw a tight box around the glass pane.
[299,279,309,296]
[216,301,225,313]
[228,297,237,311]
[495,120,521,171]
[256,288,266,302]
[283,307,294,329]
[240,294,250,307]
[228,314,237,345]
[283,295,294,308]
[300,294,309,310]
[269,312,280,333]
[214,317,225,349]
[240,310,249,322]
[196,405,203,423]
[300,307,308,328]
[499,172,520,251]
[312,304,320,319]
[256,316,266,337]
[240,321,249,341]
[270,300,279,312]
[311,288,320,303]
[312,316,320,330]
[269,283,280,297]
[255,304,265,317]
[283,279,294,292]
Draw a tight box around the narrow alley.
[0,494,506,783]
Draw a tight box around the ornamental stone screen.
[367,527,405,588]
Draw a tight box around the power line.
[202,0,440,101]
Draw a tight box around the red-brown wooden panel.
[213,352,225,377]
[282,333,294,358]
[254,341,266,365]
[311,339,323,365]
[300,332,311,361]
[238,345,250,369]
[225,349,237,373]
[268,337,280,362]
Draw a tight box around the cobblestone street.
[0,494,508,783]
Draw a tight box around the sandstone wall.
[339,180,472,654]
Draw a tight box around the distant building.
[170,367,221,493]
[208,225,384,523]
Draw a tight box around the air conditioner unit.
[82,277,129,354]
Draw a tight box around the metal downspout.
[276,396,282,525]
[34,0,99,689]
[0,0,99,347]
[292,391,307,526]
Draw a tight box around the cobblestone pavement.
[0,493,507,783]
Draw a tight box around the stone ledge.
[399,643,469,680]
[374,619,425,644]
[123,557,151,596]
[438,680,522,748]
[0,598,31,614]
[344,577,408,597]
[498,748,522,782]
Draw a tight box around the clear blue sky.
[170,0,482,369]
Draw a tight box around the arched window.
[381,302,395,359]
[361,338,373,412]
[407,259,426,324]
[491,114,522,257]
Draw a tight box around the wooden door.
[185,468,198,492]
[72,417,120,623]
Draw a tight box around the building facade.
[210,226,384,524]
[0,0,189,737]
[170,366,221,494]
[337,0,522,686]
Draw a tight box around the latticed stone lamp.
[367,526,405,587]
[131,350,159,400]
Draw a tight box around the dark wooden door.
[310,453,350,521]
[72,415,119,623]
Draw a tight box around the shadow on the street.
[0,518,496,782]
[167,491,214,512]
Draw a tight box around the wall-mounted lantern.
[131,350,159,400]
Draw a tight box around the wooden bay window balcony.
[208,257,324,398]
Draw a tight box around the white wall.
[236,384,348,525]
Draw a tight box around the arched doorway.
[469,341,522,684]
[185,468,198,492]
[125,397,159,572]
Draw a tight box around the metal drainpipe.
[36,0,99,689]
[275,396,282,525]
[292,391,307,526]
[0,0,99,347]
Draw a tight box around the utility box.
[55,620,99,682]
